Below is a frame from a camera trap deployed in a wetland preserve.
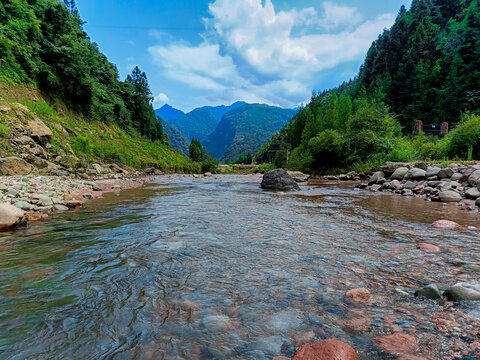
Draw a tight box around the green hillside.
[159,117,190,156]
[256,0,480,173]
[203,104,295,162]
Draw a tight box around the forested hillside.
[203,104,295,162]
[256,0,480,174]
[159,117,190,156]
[0,0,164,141]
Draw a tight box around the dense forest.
[256,0,480,173]
[0,0,164,142]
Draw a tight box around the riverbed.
[0,175,479,359]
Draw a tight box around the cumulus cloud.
[153,92,169,107]
[148,0,395,108]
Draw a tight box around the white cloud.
[148,0,396,108]
[153,92,169,107]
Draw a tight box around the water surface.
[1,175,479,359]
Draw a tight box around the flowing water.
[1,175,479,360]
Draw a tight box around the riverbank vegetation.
[256,0,480,174]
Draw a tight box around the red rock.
[345,288,372,303]
[293,331,316,347]
[432,220,460,229]
[372,333,418,355]
[417,243,441,253]
[292,339,359,360]
[272,357,290,360]
[397,355,433,360]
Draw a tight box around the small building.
[414,121,449,135]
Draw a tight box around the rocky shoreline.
[0,175,148,231]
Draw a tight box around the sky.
[76,0,413,112]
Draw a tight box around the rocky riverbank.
[0,175,147,231]
[350,162,480,212]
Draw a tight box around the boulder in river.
[425,166,441,178]
[292,339,359,360]
[369,171,385,185]
[465,187,480,200]
[437,168,454,179]
[287,171,309,183]
[390,167,409,181]
[431,220,460,229]
[438,190,462,203]
[261,169,300,191]
[405,168,426,180]
[414,284,442,300]
[443,282,480,301]
[468,170,480,186]
[0,203,25,231]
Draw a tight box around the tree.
[189,138,203,162]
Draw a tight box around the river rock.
[468,170,480,186]
[465,187,480,200]
[431,220,460,228]
[417,243,440,253]
[261,169,300,191]
[372,333,418,355]
[403,181,417,190]
[415,284,442,300]
[425,167,441,178]
[287,171,309,182]
[451,172,466,182]
[0,157,33,175]
[405,168,426,180]
[369,171,385,185]
[438,168,454,179]
[292,339,359,360]
[345,288,371,303]
[389,179,403,190]
[53,204,69,212]
[438,190,462,203]
[0,203,25,231]
[390,167,409,181]
[443,282,480,301]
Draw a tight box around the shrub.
[447,114,480,160]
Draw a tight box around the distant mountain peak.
[155,104,185,121]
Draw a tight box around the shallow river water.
[1,175,479,360]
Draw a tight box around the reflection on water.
[0,175,479,360]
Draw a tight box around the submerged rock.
[444,282,480,301]
[372,333,418,355]
[417,243,441,253]
[261,169,300,191]
[345,288,372,303]
[431,220,460,229]
[415,284,442,300]
[292,339,359,360]
[0,203,25,231]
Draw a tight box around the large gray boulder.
[425,166,441,178]
[438,168,454,179]
[261,169,300,191]
[465,187,480,200]
[0,157,33,176]
[439,190,462,202]
[0,203,25,231]
[369,171,385,185]
[390,167,409,181]
[468,170,480,186]
[405,168,426,180]
[444,282,480,301]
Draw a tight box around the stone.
[438,190,462,203]
[14,201,32,211]
[465,187,480,200]
[403,181,417,190]
[425,167,441,178]
[370,184,382,192]
[372,333,418,355]
[476,198,480,207]
[415,284,442,300]
[417,243,441,253]
[369,171,386,185]
[261,169,300,191]
[0,157,33,176]
[468,170,480,186]
[292,339,359,360]
[82,193,93,199]
[389,179,403,190]
[0,203,25,231]
[443,282,480,301]
[26,116,53,144]
[380,162,410,175]
[390,167,409,181]
[438,168,454,179]
[36,195,53,206]
[203,172,212,177]
[432,220,460,229]
[288,171,309,182]
[345,288,372,303]
[405,168,426,180]
[53,204,69,212]
[57,155,79,169]
[451,172,466,182]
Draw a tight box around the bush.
[72,135,93,158]
[307,130,346,169]
[447,114,480,160]
[201,156,219,173]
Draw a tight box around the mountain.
[155,104,185,121]
[255,0,480,173]
[169,101,247,142]
[158,118,190,156]
[203,104,296,162]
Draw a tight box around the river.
[0,175,479,359]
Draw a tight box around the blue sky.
[76,0,412,112]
